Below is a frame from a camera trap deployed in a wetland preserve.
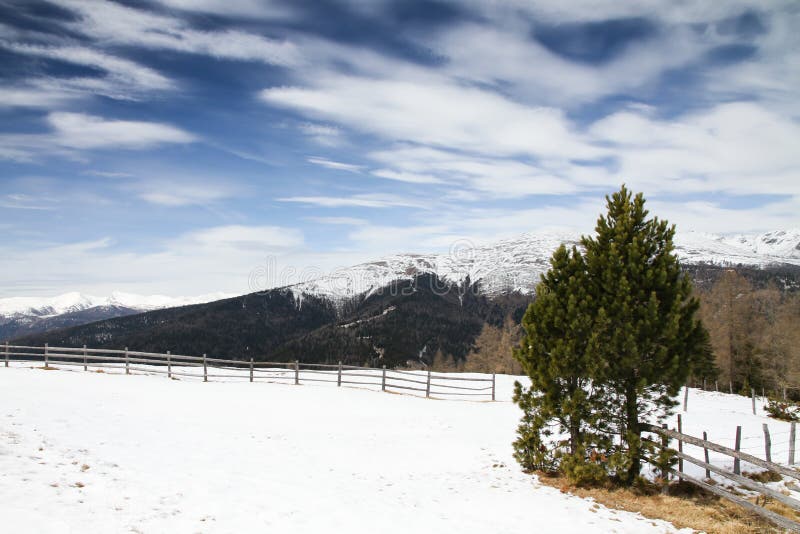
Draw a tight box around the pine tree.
[581,186,714,484]
[513,245,610,479]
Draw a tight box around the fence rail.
[1,343,496,401]
[644,422,800,532]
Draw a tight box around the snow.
[658,387,800,487]
[0,366,689,533]
[0,291,234,318]
[287,229,800,303]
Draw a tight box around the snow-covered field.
[0,365,695,533]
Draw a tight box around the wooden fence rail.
[644,423,800,531]
[1,343,496,401]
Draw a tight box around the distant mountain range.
[5,229,800,361]
[0,292,232,342]
[286,228,800,302]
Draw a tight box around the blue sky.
[1,0,799,297]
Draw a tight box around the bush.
[765,400,800,421]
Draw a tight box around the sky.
[1,0,799,297]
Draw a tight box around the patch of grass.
[744,470,783,484]
[535,471,786,533]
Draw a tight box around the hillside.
[13,274,530,367]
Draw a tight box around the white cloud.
[298,123,344,146]
[137,183,235,207]
[0,226,307,297]
[0,86,76,108]
[0,194,57,210]
[306,216,368,226]
[589,102,800,195]
[307,156,363,173]
[371,169,444,184]
[4,42,174,99]
[48,112,195,150]
[262,75,598,160]
[58,0,302,66]
[182,225,303,250]
[278,194,430,209]
[153,0,294,19]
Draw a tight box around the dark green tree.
[512,185,715,486]
[513,245,612,480]
[581,186,714,484]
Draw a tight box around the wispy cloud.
[135,180,236,207]
[306,216,368,226]
[0,194,57,210]
[0,86,77,108]
[278,194,430,209]
[48,112,195,150]
[3,42,174,99]
[153,0,295,19]
[0,113,195,162]
[307,156,363,173]
[58,0,302,66]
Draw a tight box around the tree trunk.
[624,383,641,484]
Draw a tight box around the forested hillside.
[13,274,531,368]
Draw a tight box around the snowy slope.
[0,366,689,533]
[0,291,233,318]
[289,229,800,302]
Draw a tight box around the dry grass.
[535,471,790,533]
[744,470,783,484]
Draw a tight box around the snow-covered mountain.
[0,291,235,342]
[0,291,233,319]
[288,229,800,302]
[3,229,799,338]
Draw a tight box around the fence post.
[763,423,772,463]
[426,370,431,398]
[683,385,689,412]
[729,381,733,394]
[337,361,342,387]
[790,422,796,465]
[125,347,129,375]
[660,423,669,482]
[703,431,711,478]
[4,341,8,367]
[167,350,171,379]
[45,343,49,367]
[203,354,207,382]
[715,380,718,392]
[83,345,87,371]
[249,358,254,383]
[491,373,496,402]
[751,388,756,415]
[677,414,684,473]
[294,360,299,385]
[703,378,706,391]
[734,426,742,475]
[381,365,386,391]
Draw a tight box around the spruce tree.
[581,186,713,484]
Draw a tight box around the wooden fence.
[645,422,800,532]
[1,343,496,401]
